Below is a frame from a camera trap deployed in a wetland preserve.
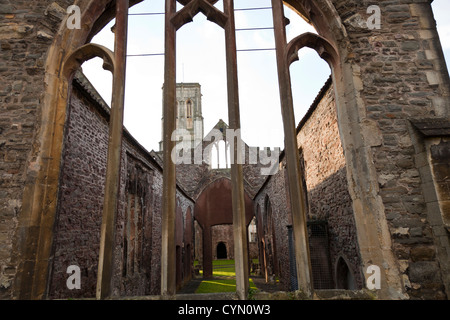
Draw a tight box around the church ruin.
[0,0,449,301]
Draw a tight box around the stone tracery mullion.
[96,0,129,300]
[63,43,116,78]
[271,0,313,297]
[176,0,219,7]
[171,0,228,30]
[285,32,338,66]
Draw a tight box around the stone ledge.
[102,289,377,301]
[116,292,239,300]
[313,289,378,300]
[251,289,377,300]
[410,118,450,137]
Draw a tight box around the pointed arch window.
[210,140,230,169]
[186,99,193,119]
[186,99,193,129]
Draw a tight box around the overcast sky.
[82,0,450,153]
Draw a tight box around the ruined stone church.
[0,0,449,301]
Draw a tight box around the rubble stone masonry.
[296,80,364,290]
[46,74,193,299]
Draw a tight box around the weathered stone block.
[0,23,34,40]
[401,40,420,52]
[410,246,436,262]
[408,261,441,284]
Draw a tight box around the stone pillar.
[224,0,250,300]
[271,0,313,297]
[202,226,213,278]
[161,0,177,297]
[96,0,129,300]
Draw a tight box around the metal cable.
[128,12,165,16]
[236,27,273,31]
[127,53,165,57]
[237,48,276,52]
[126,5,276,56]
[234,7,272,11]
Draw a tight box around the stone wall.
[211,225,234,260]
[47,76,109,299]
[296,80,364,289]
[331,0,450,299]
[427,137,450,229]
[0,1,62,298]
[47,74,194,299]
[254,162,292,291]
[254,81,363,291]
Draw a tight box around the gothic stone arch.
[193,177,254,279]
[280,0,409,299]
[14,0,142,300]
[12,0,450,300]
[284,0,450,299]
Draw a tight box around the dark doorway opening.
[308,222,333,289]
[217,242,227,260]
[336,257,355,290]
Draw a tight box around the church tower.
[159,83,204,151]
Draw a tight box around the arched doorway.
[335,256,356,290]
[216,242,227,260]
[194,178,254,278]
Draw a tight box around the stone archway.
[216,242,228,260]
[335,256,356,290]
[275,0,405,298]
[193,178,254,279]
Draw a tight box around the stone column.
[224,0,249,300]
[271,0,313,297]
[161,0,177,297]
[96,0,129,300]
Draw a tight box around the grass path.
[194,259,259,294]
[195,278,257,294]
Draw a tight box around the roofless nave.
[0,0,449,300]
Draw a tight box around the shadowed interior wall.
[47,75,194,298]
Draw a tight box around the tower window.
[186,100,193,119]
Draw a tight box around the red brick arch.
[194,178,254,277]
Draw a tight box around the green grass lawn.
[195,259,259,276]
[194,259,259,294]
[195,278,257,294]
